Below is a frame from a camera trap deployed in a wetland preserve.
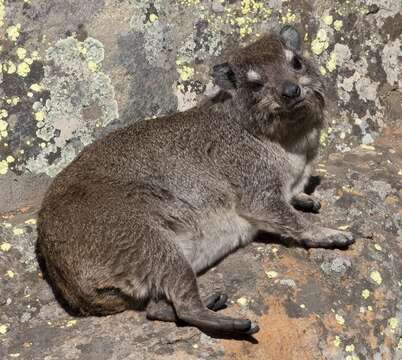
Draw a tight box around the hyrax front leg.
[291,193,321,213]
[242,199,354,248]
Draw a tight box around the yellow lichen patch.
[34,111,45,121]
[319,129,328,145]
[345,355,360,360]
[6,96,20,106]
[178,0,200,6]
[13,227,24,235]
[25,218,37,225]
[338,225,350,230]
[319,66,327,75]
[30,83,42,92]
[360,144,375,151]
[281,9,296,24]
[176,62,194,81]
[17,62,30,77]
[362,289,370,299]
[0,159,8,174]
[77,42,87,55]
[335,314,345,325]
[398,338,402,350]
[236,297,249,306]
[0,324,8,334]
[265,270,278,279]
[6,24,21,41]
[149,13,158,22]
[0,0,5,27]
[31,50,40,60]
[0,242,11,252]
[311,29,329,55]
[3,60,16,74]
[345,344,355,352]
[66,319,77,327]
[326,51,337,72]
[370,270,382,285]
[87,60,99,72]
[333,335,341,347]
[0,109,8,118]
[388,317,399,332]
[333,20,343,31]
[367,305,373,311]
[6,155,14,164]
[9,354,20,358]
[374,244,382,251]
[323,15,333,25]
[6,270,15,278]
[16,47,27,60]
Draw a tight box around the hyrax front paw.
[301,228,355,249]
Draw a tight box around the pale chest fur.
[283,128,319,200]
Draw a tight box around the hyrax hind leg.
[158,247,258,335]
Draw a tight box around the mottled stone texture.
[0,0,401,359]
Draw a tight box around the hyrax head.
[212,26,325,125]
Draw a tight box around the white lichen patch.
[381,38,402,88]
[23,37,118,177]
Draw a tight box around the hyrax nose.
[282,81,301,99]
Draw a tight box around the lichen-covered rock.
[0,0,401,359]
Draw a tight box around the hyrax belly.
[176,209,256,274]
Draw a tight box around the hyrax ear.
[280,25,302,52]
[212,62,237,89]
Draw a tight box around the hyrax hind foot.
[147,292,228,322]
[300,227,355,249]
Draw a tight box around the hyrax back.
[37,26,354,337]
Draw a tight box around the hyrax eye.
[291,56,303,70]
